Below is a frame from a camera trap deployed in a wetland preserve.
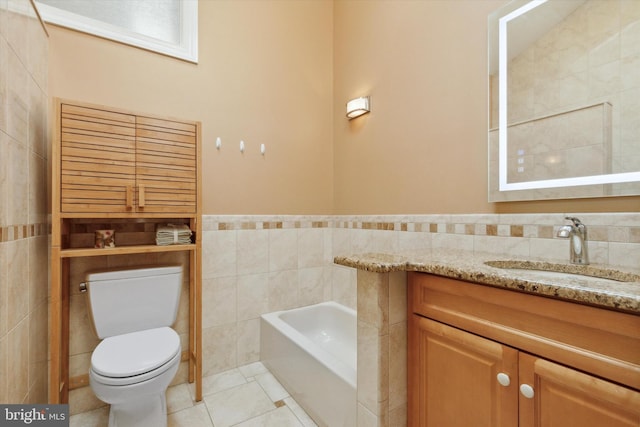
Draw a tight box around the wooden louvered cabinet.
[60,103,197,214]
[135,116,197,214]
[50,99,202,406]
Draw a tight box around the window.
[35,0,198,63]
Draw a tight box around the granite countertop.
[333,250,640,314]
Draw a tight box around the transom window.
[35,0,198,63]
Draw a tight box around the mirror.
[488,0,640,202]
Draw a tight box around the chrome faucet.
[556,217,589,265]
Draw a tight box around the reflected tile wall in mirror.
[488,0,640,201]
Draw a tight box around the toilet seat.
[91,327,181,386]
[90,350,181,387]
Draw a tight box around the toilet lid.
[91,327,181,378]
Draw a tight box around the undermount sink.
[484,260,640,283]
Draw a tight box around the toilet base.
[89,332,181,427]
[108,393,167,427]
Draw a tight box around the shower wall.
[0,0,50,404]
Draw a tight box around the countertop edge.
[334,252,640,314]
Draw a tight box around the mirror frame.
[488,0,640,201]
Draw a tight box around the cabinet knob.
[496,373,511,387]
[519,384,535,399]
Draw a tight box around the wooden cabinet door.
[59,102,198,215]
[519,352,640,427]
[60,103,136,213]
[135,116,197,214]
[409,315,519,427]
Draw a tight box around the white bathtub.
[260,301,356,427]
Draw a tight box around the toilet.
[84,265,183,427]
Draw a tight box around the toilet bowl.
[90,327,181,427]
[84,266,183,427]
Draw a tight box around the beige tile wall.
[201,212,639,374]
[60,210,638,415]
[201,216,341,378]
[331,212,640,267]
[333,212,639,427]
[201,212,637,427]
[0,0,49,405]
[355,269,407,427]
[495,102,613,183]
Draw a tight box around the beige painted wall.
[333,0,639,214]
[48,0,334,215]
[48,0,639,215]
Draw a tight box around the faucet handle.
[556,225,572,238]
[565,217,585,228]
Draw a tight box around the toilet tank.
[85,265,183,339]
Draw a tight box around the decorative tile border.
[0,223,49,242]
[336,221,558,239]
[205,217,331,231]
[4,215,637,243]
[203,214,640,244]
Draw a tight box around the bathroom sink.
[484,260,640,283]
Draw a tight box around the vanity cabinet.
[410,316,518,426]
[50,99,202,404]
[408,272,640,427]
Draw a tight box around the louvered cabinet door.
[60,103,137,213]
[135,116,197,214]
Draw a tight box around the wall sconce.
[346,96,370,119]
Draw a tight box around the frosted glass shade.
[346,97,370,119]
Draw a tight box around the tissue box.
[95,229,115,248]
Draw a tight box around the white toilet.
[84,265,183,427]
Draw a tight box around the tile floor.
[69,362,318,427]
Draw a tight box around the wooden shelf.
[60,244,196,258]
[50,99,203,405]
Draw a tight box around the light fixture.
[346,96,370,119]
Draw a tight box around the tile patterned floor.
[69,362,318,427]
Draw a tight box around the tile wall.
[67,215,345,414]
[490,102,612,187]
[201,216,344,377]
[194,212,639,426]
[0,0,50,404]
[58,212,638,416]
[200,211,639,388]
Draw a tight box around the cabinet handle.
[138,185,145,208]
[496,373,511,387]
[520,384,535,399]
[126,186,133,210]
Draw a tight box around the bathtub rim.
[260,301,357,389]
